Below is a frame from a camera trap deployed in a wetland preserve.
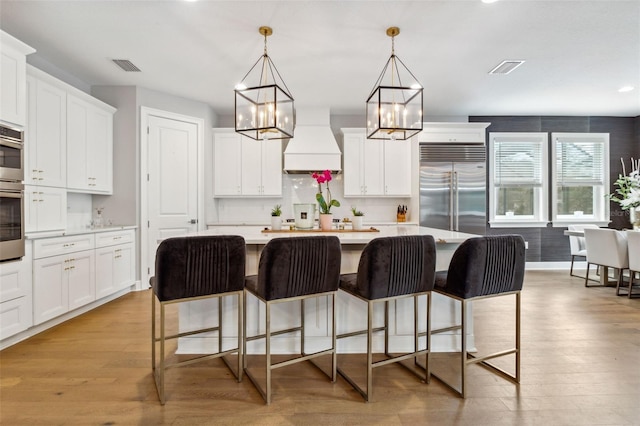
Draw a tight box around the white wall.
[91,86,138,228]
[90,85,219,282]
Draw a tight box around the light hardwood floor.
[1,270,639,425]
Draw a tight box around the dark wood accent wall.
[469,115,640,263]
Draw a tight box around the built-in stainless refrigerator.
[419,143,486,235]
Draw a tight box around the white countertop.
[207,221,420,227]
[195,225,479,245]
[26,225,137,240]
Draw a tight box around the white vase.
[319,213,333,231]
[271,216,282,231]
[352,215,364,231]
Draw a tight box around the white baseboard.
[526,261,575,270]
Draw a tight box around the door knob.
[189,219,197,224]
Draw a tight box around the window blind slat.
[556,140,605,184]
[493,140,543,185]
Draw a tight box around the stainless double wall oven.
[0,124,25,262]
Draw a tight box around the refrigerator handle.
[453,171,459,231]
[448,171,454,231]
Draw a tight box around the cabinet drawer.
[34,234,95,259]
[0,245,31,303]
[0,263,23,303]
[0,296,32,340]
[95,229,135,248]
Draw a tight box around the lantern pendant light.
[235,26,295,140]
[366,27,423,140]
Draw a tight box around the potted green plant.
[271,204,282,231]
[351,207,364,231]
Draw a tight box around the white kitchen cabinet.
[0,31,34,127]
[0,241,33,340]
[95,230,135,299]
[66,94,114,194]
[383,139,412,196]
[418,122,490,143]
[213,132,242,196]
[342,128,411,197]
[213,130,282,197]
[25,71,67,188]
[33,254,67,324]
[241,138,282,196]
[33,234,96,325]
[67,250,96,310]
[24,185,66,233]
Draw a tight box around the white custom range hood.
[283,108,341,173]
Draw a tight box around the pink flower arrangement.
[312,170,340,214]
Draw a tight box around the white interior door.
[146,114,199,280]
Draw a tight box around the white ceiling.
[1,0,639,118]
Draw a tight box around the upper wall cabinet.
[213,130,282,197]
[24,185,67,233]
[26,74,67,188]
[26,65,115,194]
[418,122,490,144]
[67,95,114,193]
[0,31,35,127]
[342,128,411,197]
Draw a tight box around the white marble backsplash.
[66,193,93,229]
[215,174,411,224]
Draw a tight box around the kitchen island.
[176,225,481,355]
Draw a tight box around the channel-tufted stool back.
[342,235,436,300]
[247,236,342,301]
[435,235,526,299]
[152,235,246,302]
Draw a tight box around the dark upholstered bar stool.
[337,235,436,402]
[244,236,341,404]
[431,235,525,398]
[150,235,246,405]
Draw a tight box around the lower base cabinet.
[95,243,134,299]
[0,242,33,340]
[31,229,135,326]
[33,235,96,325]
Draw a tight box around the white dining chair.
[584,228,629,289]
[623,231,640,298]
[568,224,599,279]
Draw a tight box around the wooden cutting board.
[261,227,379,233]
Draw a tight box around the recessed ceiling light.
[618,86,635,93]
[482,0,500,3]
[489,60,525,75]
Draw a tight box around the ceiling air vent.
[112,59,141,72]
[488,60,525,75]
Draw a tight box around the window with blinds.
[489,133,549,226]
[494,139,544,187]
[552,133,609,225]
